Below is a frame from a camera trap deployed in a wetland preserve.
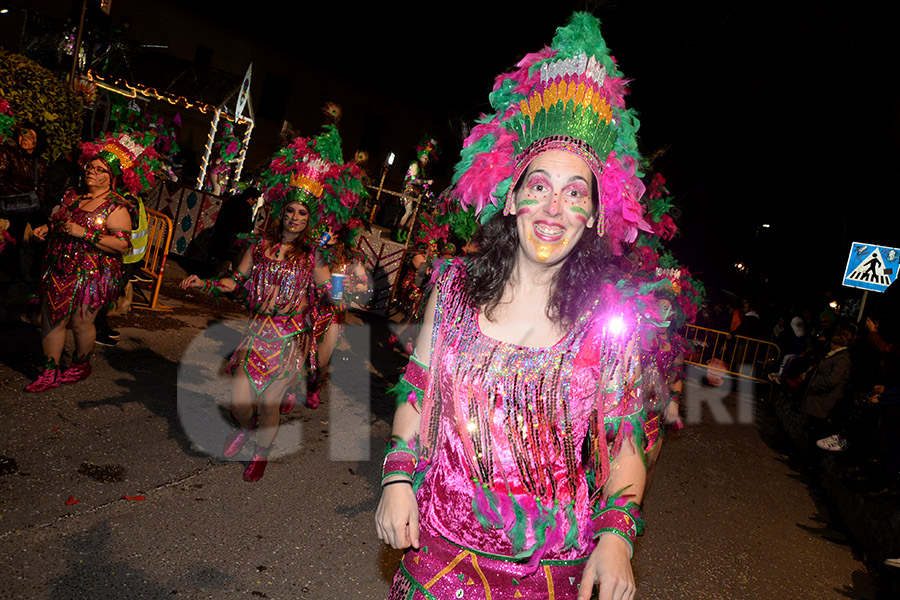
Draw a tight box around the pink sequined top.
[247,240,316,315]
[415,262,647,564]
[40,189,130,325]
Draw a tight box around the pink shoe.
[280,393,296,415]
[222,428,250,458]
[25,368,60,393]
[59,360,91,385]
[242,446,269,482]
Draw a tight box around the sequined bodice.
[416,262,644,560]
[248,241,315,315]
[46,190,123,276]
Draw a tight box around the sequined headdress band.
[95,135,148,177]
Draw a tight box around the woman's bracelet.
[198,279,221,298]
[82,228,102,246]
[382,449,417,486]
[592,490,644,557]
[382,479,413,489]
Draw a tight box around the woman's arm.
[578,334,647,600]
[578,440,644,600]
[59,205,131,254]
[313,249,332,288]
[180,244,253,293]
[374,288,437,550]
[95,206,131,254]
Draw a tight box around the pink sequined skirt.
[42,253,122,327]
[227,313,311,395]
[388,530,588,600]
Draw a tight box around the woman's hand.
[375,481,420,550]
[180,274,204,290]
[577,534,635,600]
[866,318,878,334]
[662,400,681,427]
[62,221,87,239]
[32,224,49,241]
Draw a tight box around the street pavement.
[0,263,884,599]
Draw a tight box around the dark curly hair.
[464,180,623,331]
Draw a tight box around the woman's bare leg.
[230,367,255,429]
[256,374,293,447]
[317,322,342,372]
[644,439,664,497]
[69,305,99,359]
[40,301,69,364]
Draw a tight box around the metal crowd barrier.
[132,209,173,312]
[682,324,781,384]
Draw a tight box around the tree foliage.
[0,49,83,162]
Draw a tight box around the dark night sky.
[203,0,898,305]
[17,0,900,312]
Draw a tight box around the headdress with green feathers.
[450,12,652,254]
[258,117,368,249]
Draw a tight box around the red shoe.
[306,387,321,409]
[242,446,269,482]
[59,360,92,385]
[25,368,60,393]
[222,428,250,458]
[280,393,296,415]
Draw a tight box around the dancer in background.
[183,118,366,480]
[27,134,161,392]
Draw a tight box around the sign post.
[841,242,899,321]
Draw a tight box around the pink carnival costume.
[40,189,130,327]
[387,263,652,599]
[196,114,367,480]
[376,13,699,598]
[226,241,319,395]
[26,133,162,392]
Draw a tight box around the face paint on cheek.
[569,205,590,225]
[515,199,538,216]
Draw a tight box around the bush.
[0,49,83,162]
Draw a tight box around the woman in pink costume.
[182,197,330,481]
[376,14,671,600]
[182,121,366,481]
[26,140,137,392]
[304,237,371,410]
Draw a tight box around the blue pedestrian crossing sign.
[842,242,899,292]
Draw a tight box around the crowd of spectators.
[768,307,899,496]
[696,293,898,498]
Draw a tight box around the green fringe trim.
[41,355,58,370]
[507,493,527,554]
[561,501,580,552]
[386,375,424,410]
[471,483,504,531]
[514,499,558,561]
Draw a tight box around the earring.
[595,203,605,237]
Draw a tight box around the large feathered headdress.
[258,111,368,245]
[450,12,652,254]
[79,131,165,196]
